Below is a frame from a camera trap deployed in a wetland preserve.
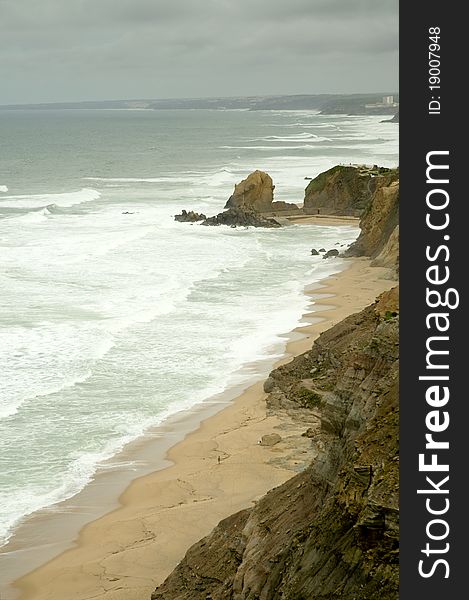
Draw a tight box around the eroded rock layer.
[151,288,400,600]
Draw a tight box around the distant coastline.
[0,92,399,116]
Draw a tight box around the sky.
[0,0,398,105]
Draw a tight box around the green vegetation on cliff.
[303,165,398,217]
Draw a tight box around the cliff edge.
[345,179,399,277]
[303,165,398,217]
[151,287,399,600]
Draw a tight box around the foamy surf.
[0,108,398,552]
[0,188,101,209]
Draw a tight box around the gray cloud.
[0,0,398,104]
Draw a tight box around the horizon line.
[0,91,400,109]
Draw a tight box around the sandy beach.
[286,214,361,226]
[10,257,396,600]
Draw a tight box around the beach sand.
[12,257,396,600]
[286,214,360,226]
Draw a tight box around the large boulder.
[303,165,398,216]
[201,207,280,228]
[175,172,300,228]
[322,248,340,259]
[224,170,275,212]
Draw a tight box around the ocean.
[0,108,398,549]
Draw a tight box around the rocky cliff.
[175,170,300,228]
[151,287,399,600]
[345,179,399,277]
[303,165,398,217]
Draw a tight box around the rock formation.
[151,288,399,600]
[322,248,339,259]
[224,170,274,212]
[201,207,280,228]
[224,170,300,215]
[175,171,301,228]
[270,201,302,215]
[345,179,399,277]
[174,210,207,222]
[303,165,398,217]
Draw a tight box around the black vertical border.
[400,2,466,598]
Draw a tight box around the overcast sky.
[0,0,398,105]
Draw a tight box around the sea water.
[0,108,398,547]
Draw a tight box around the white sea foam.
[84,176,193,183]
[250,132,328,142]
[0,188,101,209]
[220,143,330,150]
[0,110,398,551]
[0,185,8,193]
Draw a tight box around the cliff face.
[345,179,399,277]
[303,165,398,217]
[151,288,399,600]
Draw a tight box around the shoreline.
[6,257,396,600]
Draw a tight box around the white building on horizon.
[365,95,399,109]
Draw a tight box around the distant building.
[365,95,399,109]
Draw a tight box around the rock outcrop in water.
[151,287,400,600]
[225,170,275,212]
[174,210,207,222]
[303,165,398,217]
[201,207,281,228]
[224,170,301,216]
[175,170,299,228]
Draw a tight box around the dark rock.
[323,248,340,259]
[263,377,276,393]
[202,207,280,228]
[318,248,326,252]
[174,209,206,223]
[301,428,316,438]
[310,249,320,256]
